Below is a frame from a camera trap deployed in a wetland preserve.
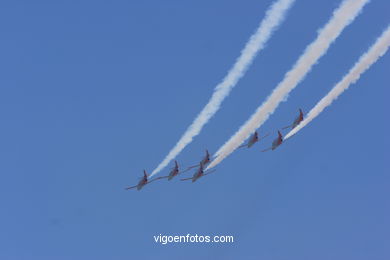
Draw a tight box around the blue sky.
[0,0,389,259]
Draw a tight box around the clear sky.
[0,0,388,259]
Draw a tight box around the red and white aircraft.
[167,160,180,181]
[125,170,165,191]
[200,149,211,167]
[262,131,283,152]
[283,109,304,130]
[180,164,216,183]
[185,150,211,171]
[239,131,269,149]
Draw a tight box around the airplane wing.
[148,176,168,183]
[124,185,138,190]
[159,175,171,180]
[183,164,199,172]
[282,124,292,130]
[238,143,248,149]
[260,133,270,139]
[204,169,216,176]
[180,177,194,181]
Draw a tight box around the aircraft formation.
[125,109,304,191]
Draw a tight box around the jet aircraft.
[180,164,216,183]
[262,131,283,152]
[282,109,304,130]
[125,170,165,191]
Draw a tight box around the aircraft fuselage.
[137,179,147,190]
[168,168,179,181]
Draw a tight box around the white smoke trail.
[150,0,296,177]
[285,25,390,139]
[208,0,369,170]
